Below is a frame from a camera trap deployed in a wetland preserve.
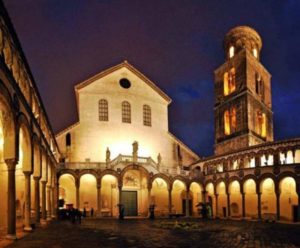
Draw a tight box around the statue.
[157,153,162,164]
[132,141,138,163]
[106,147,111,163]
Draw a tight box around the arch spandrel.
[0,81,16,161]
[17,113,32,173]
[150,173,171,189]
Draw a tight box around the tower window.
[255,73,264,98]
[229,46,235,58]
[224,110,231,135]
[122,101,131,123]
[256,111,267,138]
[224,107,237,135]
[66,133,71,147]
[99,99,108,121]
[253,48,258,58]
[223,68,236,96]
[143,104,151,126]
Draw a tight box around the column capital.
[34,176,41,181]
[23,171,32,177]
[41,180,47,186]
[5,159,18,171]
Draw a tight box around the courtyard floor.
[3,218,300,248]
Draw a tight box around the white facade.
[56,61,199,170]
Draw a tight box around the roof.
[74,61,172,112]
[168,132,200,160]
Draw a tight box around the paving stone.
[3,219,300,248]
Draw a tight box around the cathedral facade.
[0,1,300,241]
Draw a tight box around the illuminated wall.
[56,65,198,167]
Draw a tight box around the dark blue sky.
[4,0,300,157]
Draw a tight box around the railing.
[58,162,107,170]
[191,138,300,176]
[58,154,161,172]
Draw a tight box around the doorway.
[122,191,138,216]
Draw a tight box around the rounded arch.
[189,180,204,190]
[189,181,203,216]
[58,170,78,181]
[279,176,298,221]
[79,173,97,211]
[100,173,119,217]
[150,173,171,189]
[215,178,226,188]
[17,113,32,172]
[278,171,297,183]
[120,164,150,184]
[32,133,41,178]
[258,173,277,192]
[99,169,120,185]
[0,81,16,160]
[171,175,188,188]
[78,169,98,181]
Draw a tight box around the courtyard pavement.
[3,218,300,248]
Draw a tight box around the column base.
[6,234,17,240]
[23,226,33,232]
[40,219,48,225]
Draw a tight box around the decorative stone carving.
[273,166,280,175]
[132,141,138,163]
[106,147,111,163]
[254,167,261,177]
[238,170,244,178]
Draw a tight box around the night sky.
[3,0,300,157]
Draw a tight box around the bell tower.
[214,26,273,155]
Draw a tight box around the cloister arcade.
[0,6,59,240]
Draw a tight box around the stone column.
[168,187,172,214]
[97,185,101,217]
[118,184,122,205]
[148,186,152,206]
[276,190,281,221]
[24,172,32,231]
[185,189,190,217]
[51,186,56,219]
[226,192,231,218]
[6,159,17,239]
[202,190,207,204]
[296,181,300,222]
[75,179,80,209]
[34,177,41,224]
[215,194,219,218]
[41,181,47,223]
[46,185,52,220]
[241,193,246,218]
[257,192,262,219]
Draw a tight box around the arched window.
[143,104,151,126]
[256,110,267,138]
[253,48,258,58]
[66,133,71,147]
[229,46,235,58]
[224,107,237,136]
[224,72,229,96]
[224,110,231,135]
[230,107,237,132]
[255,73,264,98]
[228,68,236,93]
[223,68,236,96]
[122,101,131,123]
[99,99,108,121]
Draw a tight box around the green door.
[122,191,137,216]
